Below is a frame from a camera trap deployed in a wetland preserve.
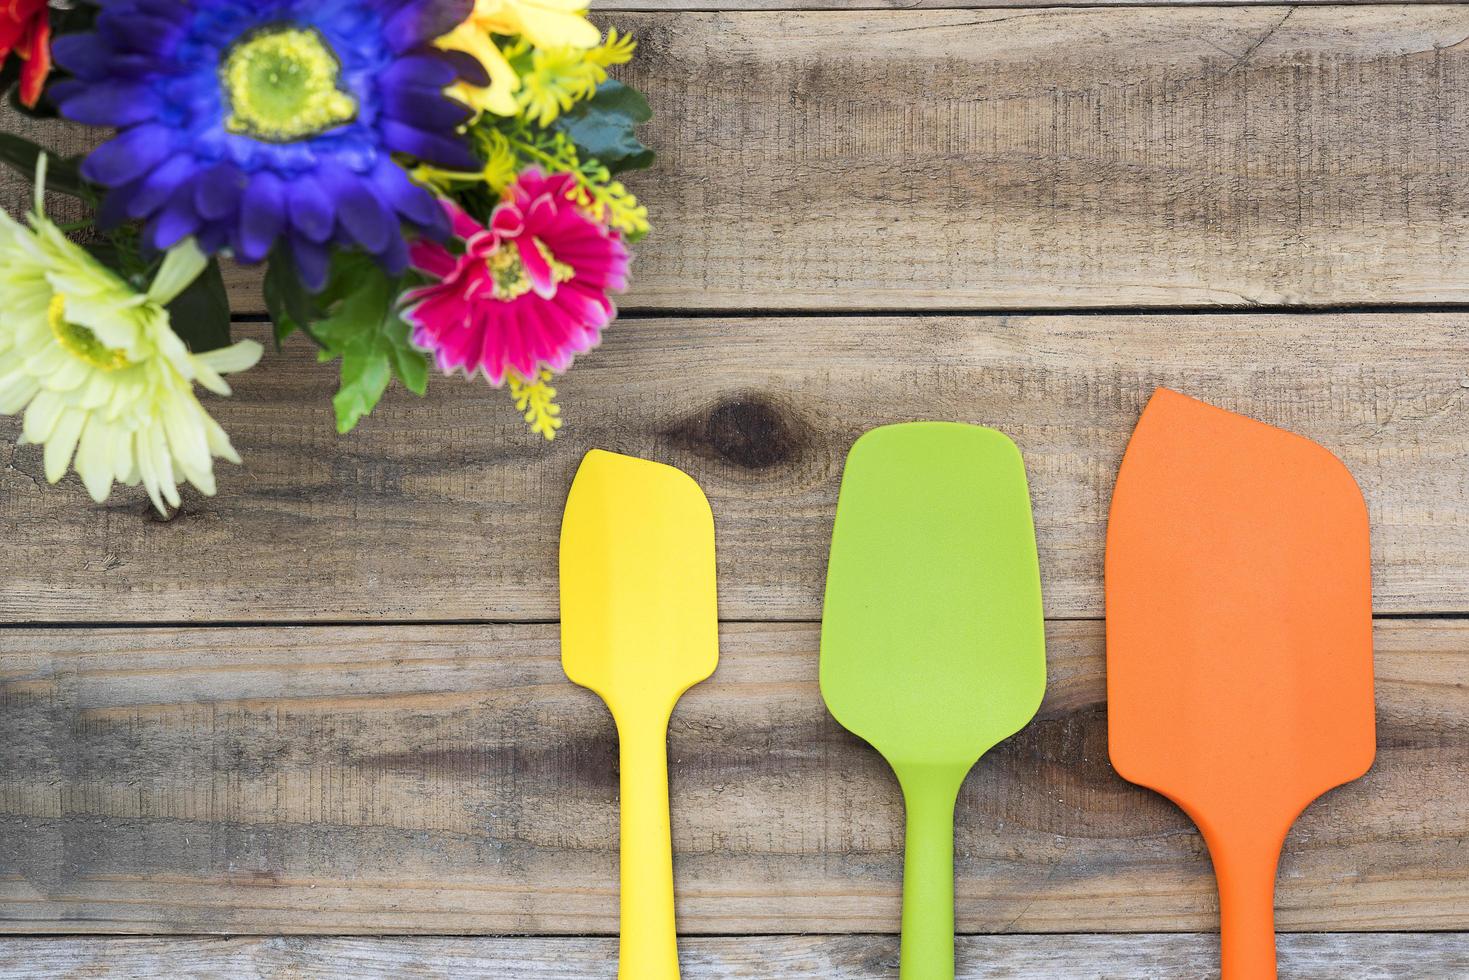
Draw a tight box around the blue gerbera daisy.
[51,0,485,290]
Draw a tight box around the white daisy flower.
[0,157,262,512]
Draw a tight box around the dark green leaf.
[0,132,91,199]
[262,248,323,349]
[308,256,429,433]
[554,80,655,174]
[164,258,232,353]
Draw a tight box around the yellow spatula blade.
[561,449,718,706]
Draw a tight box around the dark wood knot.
[664,394,807,471]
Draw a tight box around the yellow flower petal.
[438,23,521,117]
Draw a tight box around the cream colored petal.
[43,408,85,483]
[21,388,63,443]
[136,431,165,514]
[161,394,210,480]
[43,356,92,393]
[146,424,180,509]
[195,339,264,376]
[113,425,136,484]
[203,413,242,466]
[146,239,208,306]
[23,343,67,377]
[75,415,116,502]
[0,371,39,415]
[78,372,115,411]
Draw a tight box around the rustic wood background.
[2,2,1468,978]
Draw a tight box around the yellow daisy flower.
[0,159,262,512]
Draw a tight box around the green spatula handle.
[898,765,966,980]
[615,710,681,980]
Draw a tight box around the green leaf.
[262,248,322,349]
[308,255,429,434]
[164,257,233,353]
[554,80,655,175]
[0,132,90,200]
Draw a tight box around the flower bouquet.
[0,0,652,513]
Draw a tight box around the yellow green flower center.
[48,294,129,372]
[221,26,357,142]
[487,239,574,301]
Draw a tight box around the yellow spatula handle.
[616,712,681,980]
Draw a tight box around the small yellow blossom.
[518,30,635,127]
[508,368,562,440]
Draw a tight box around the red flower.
[0,0,50,108]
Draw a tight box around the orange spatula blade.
[1106,388,1374,980]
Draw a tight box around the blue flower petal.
[379,233,409,276]
[437,49,489,88]
[194,162,248,221]
[316,162,394,253]
[380,120,477,171]
[287,176,336,244]
[381,85,473,130]
[52,35,116,81]
[97,13,185,56]
[82,124,179,187]
[379,53,456,91]
[55,83,162,127]
[381,0,472,53]
[238,171,287,264]
[147,193,203,251]
[370,157,440,229]
[127,155,197,220]
[288,236,331,292]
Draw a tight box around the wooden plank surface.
[1,934,1465,979]
[1,620,1463,934]
[10,8,1469,310]
[3,313,1465,623]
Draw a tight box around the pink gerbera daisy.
[404,170,631,385]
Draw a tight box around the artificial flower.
[403,168,628,386]
[49,0,484,290]
[437,0,600,117]
[0,160,262,512]
[0,0,50,107]
[516,29,633,127]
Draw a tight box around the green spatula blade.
[820,422,1047,980]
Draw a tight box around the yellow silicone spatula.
[560,449,719,980]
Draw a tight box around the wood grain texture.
[0,620,1463,934]
[3,313,1466,622]
[1,934,1466,979]
[10,8,1469,310]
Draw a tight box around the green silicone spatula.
[561,449,719,979]
[820,422,1047,980]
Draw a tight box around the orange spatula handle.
[897,765,966,980]
[616,710,681,980]
[1210,830,1283,980]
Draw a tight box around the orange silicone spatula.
[1106,388,1375,980]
